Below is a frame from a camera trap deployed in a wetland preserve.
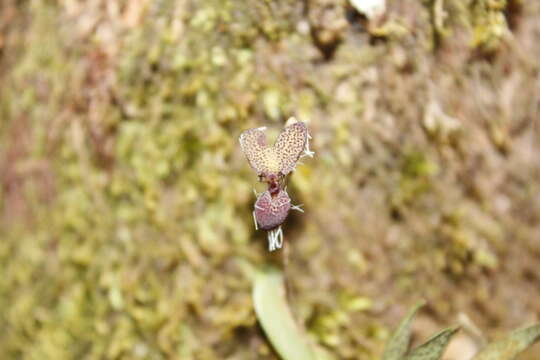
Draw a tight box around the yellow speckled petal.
[239,127,270,175]
[274,121,308,175]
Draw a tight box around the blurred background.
[0,0,539,359]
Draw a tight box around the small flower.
[240,118,314,251]
[239,118,312,184]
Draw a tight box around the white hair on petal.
[267,226,284,251]
[302,133,315,158]
[252,211,258,230]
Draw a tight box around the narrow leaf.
[253,267,315,360]
[472,324,540,360]
[382,301,426,360]
[405,326,460,360]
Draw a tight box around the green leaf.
[405,326,459,360]
[472,324,540,360]
[253,267,315,360]
[382,301,426,360]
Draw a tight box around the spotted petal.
[274,121,308,176]
[254,189,291,230]
[240,121,310,178]
[239,127,272,175]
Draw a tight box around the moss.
[1,0,539,359]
